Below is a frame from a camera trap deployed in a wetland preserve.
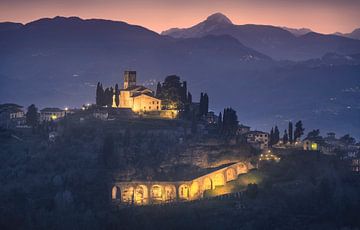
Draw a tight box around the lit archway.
[236,163,247,175]
[111,186,121,200]
[203,178,212,190]
[213,173,225,188]
[226,168,237,182]
[179,184,189,200]
[134,185,149,205]
[122,186,134,204]
[190,181,200,198]
[151,185,164,202]
[164,185,176,202]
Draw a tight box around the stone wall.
[111,161,254,205]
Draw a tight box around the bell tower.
[124,71,136,89]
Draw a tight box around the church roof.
[122,85,151,92]
[132,92,160,100]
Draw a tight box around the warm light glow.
[311,143,318,150]
[51,114,57,120]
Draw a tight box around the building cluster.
[113,71,162,113]
[0,103,70,129]
[0,104,26,128]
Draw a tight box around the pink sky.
[0,0,359,34]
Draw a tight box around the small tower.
[123,71,136,89]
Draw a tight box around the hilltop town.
[1,70,360,229]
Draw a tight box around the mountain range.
[162,13,360,60]
[335,28,360,40]
[0,14,359,138]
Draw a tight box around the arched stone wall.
[178,184,189,200]
[236,163,248,175]
[212,173,225,188]
[112,186,121,200]
[122,186,134,204]
[134,185,149,205]
[150,185,164,203]
[226,168,237,182]
[164,185,176,202]
[190,181,200,199]
[203,177,212,191]
[112,161,254,205]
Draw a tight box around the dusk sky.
[1,0,360,34]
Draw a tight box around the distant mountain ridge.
[335,28,360,40]
[162,13,360,60]
[281,27,313,36]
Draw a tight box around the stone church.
[113,71,162,112]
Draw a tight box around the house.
[40,108,65,122]
[113,71,162,113]
[303,139,319,151]
[0,103,26,128]
[246,131,269,150]
[93,109,109,120]
[237,124,251,135]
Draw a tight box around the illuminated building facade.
[113,71,162,113]
[110,161,253,205]
[40,108,65,122]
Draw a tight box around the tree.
[156,82,162,98]
[288,121,293,144]
[26,104,39,127]
[340,134,356,145]
[96,82,104,106]
[187,92,192,104]
[283,129,289,144]
[294,120,305,141]
[203,93,209,116]
[114,84,120,107]
[270,128,274,146]
[274,126,280,145]
[221,108,238,138]
[306,129,321,140]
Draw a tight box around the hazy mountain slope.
[162,13,360,60]
[335,28,360,40]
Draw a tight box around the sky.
[0,0,360,34]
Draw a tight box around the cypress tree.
[204,93,209,116]
[156,82,162,98]
[288,122,293,144]
[187,92,192,104]
[294,120,305,141]
[274,126,280,144]
[115,84,120,107]
[283,129,289,144]
[26,104,39,127]
[270,128,274,146]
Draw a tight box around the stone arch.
[122,186,134,204]
[151,185,164,202]
[178,184,189,200]
[226,168,237,182]
[236,163,248,175]
[111,186,121,200]
[213,173,225,188]
[134,185,149,205]
[203,177,212,191]
[190,181,200,198]
[164,185,176,202]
